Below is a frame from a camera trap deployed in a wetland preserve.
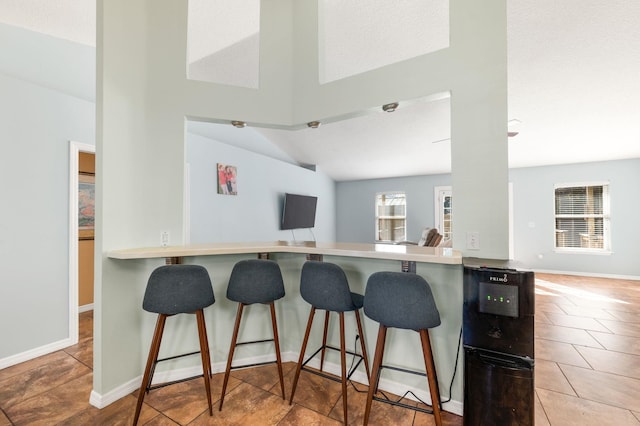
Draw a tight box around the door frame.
[68,141,95,344]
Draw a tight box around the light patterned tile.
[0,354,91,407]
[230,361,294,396]
[575,346,640,379]
[329,381,416,426]
[278,404,343,426]
[544,312,611,332]
[536,388,640,426]
[606,308,640,323]
[287,368,345,416]
[534,391,550,426]
[597,320,640,338]
[0,350,69,382]
[138,374,225,425]
[535,339,590,368]
[535,311,552,324]
[558,304,617,320]
[534,359,575,395]
[560,364,640,412]
[190,382,292,425]
[0,409,11,426]
[535,323,603,348]
[588,331,640,356]
[4,373,93,425]
[59,393,159,426]
[536,302,566,315]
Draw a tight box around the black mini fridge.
[463,264,535,426]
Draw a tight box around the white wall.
[97,0,507,401]
[336,174,452,244]
[336,158,640,278]
[0,24,95,361]
[187,132,336,243]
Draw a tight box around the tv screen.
[281,193,318,230]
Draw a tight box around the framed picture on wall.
[79,172,95,240]
[217,163,238,195]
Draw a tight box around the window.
[554,183,610,252]
[375,192,406,242]
[434,187,452,240]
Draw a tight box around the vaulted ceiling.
[2,0,638,181]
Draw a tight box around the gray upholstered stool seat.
[219,259,286,410]
[133,264,215,425]
[362,271,443,426]
[289,260,370,425]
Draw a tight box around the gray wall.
[0,24,96,359]
[337,158,640,277]
[509,159,639,277]
[187,132,336,243]
[337,174,452,244]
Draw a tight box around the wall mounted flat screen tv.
[281,193,318,230]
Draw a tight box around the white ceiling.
[2,0,639,181]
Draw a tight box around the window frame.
[374,191,407,243]
[553,181,611,254]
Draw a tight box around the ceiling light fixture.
[382,102,399,112]
[231,120,246,128]
[307,121,321,129]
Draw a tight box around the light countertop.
[108,241,462,265]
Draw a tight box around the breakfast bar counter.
[102,241,464,415]
[107,240,462,265]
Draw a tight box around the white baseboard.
[533,269,640,281]
[79,303,94,313]
[0,337,74,370]
[89,350,463,416]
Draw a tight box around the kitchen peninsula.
[105,241,465,414]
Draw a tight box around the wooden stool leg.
[133,314,166,426]
[196,310,213,416]
[363,324,387,426]
[355,309,371,381]
[420,329,442,426]
[289,307,316,405]
[320,311,330,371]
[339,312,348,425]
[220,303,244,410]
[269,302,286,400]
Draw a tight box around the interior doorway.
[69,141,96,345]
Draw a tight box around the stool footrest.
[372,395,435,415]
[230,359,278,371]
[372,362,442,413]
[156,350,201,363]
[148,373,205,392]
[301,344,365,382]
[147,350,203,392]
[235,338,274,347]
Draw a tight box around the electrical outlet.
[466,231,480,250]
[161,231,170,247]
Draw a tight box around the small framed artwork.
[78,172,95,240]
[217,163,238,195]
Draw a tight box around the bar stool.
[289,260,370,425]
[219,259,286,410]
[362,271,442,426]
[133,264,215,426]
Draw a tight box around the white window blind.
[375,192,406,242]
[554,183,610,251]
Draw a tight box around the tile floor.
[0,273,638,425]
